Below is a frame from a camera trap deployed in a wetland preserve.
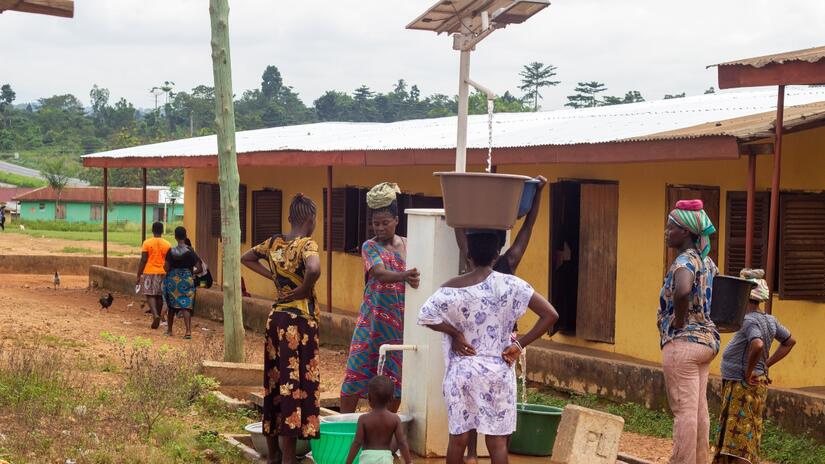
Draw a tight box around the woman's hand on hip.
[451,334,476,357]
[502,344,521,366]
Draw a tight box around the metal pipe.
[455,49,471,173]
[465,77,497,101]
[103,167,108,268]
[765,85,786,314]
[326,165,333,313]
[378,344,418,356]
[745,153,756,268]
[141,168,147,243]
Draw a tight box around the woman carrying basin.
[341,182,421,413]
[418,229,558,464]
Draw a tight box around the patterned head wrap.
[668,199,717,259]
[740,268,770,303]
[366,182,401,210]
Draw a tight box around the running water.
[377,352,387,377]
[519,347,528,405]
[486,99,494,173]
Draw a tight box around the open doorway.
[550,180,619,343]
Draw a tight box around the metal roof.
[14,186,164,204]
[82,88,825,162]
[715,45,825,68]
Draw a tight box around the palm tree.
[41,157,76,220]
[519,62,560,111]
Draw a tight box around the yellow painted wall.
[182,126,825,388]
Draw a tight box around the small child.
[712,268,796,464]
[346,375,412,464]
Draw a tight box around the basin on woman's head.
[244,422,310,457]
[508,404,563,456]
[435,172,531,229]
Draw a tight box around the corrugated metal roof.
[715,45,825,68]
[83,88,825,161]
[14,186,163,204]
[0,188,36,203]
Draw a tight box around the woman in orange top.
[136,221,172,329]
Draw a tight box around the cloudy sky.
[1,0,823,111]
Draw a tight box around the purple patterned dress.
[418,272,534,436]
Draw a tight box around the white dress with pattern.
[417,272,533,436]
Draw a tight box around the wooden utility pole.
[209,0,244,362]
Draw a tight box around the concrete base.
[1,255,138,276]
[550,405,624,464]
[201,360,263,386]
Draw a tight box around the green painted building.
[13,186,183,224]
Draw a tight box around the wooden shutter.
[252,189,282,245]
[210,183,221,238]
[576,183,618,343]
[239,184,247,243]
[353,187,369,253]
[395,193,413,237]
[210,183,246,240]
[323,187,348,252]
[664,185,720,271]
[779,193,825,301]
[725,191,770,276]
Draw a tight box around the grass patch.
[15,228,175,248]
[0,170,46,188]
[38,334,86,349]
[60,246,96,254]
[0,334,251,463]
[525,386,825,464]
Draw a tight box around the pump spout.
[377,344,418,377]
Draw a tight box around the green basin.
[508,403,563,456]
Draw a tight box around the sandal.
[183,335,192,340]
[151,317,160,329]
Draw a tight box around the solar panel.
[406,0,517,35]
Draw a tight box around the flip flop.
[151,317,160,329]
[183,335,192,340]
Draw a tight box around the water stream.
[520,347,527,405]
[377,351,387,377]
[486,99,494,173]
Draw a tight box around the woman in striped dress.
[340,183,420,413]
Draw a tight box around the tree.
[602,90,645,106]
[704,86,716,94]
[0,84,15,112]
[89,84,110,130]
[565,81,608,108]
[209,0,244,363]
[664,92,686,99]
[41,156,78,218]
[518,62,560,111]
[261,65,283,101]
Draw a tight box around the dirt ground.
[0,231,138,256]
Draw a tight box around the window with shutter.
[779,192,825,301]
[323,187,349,252]
[252,189,282,245]
[210,184,247,240]
[725,191,770,276]
[664,185,720,272]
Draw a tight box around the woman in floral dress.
[418,230,558,464]
[241,193,321,464]
[340,182,420,413]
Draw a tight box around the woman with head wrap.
[340,182,421,414]
[659,199,721,464]
[712,269,796,464]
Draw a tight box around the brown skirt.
[262,310,321,439]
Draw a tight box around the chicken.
[53,271,60,290]
[99,293,114,311]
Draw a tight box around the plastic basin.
[311,417,360,464]
[317,412,413,451]
[244,422,310,457]
[435,172,531,230]
[518,179,540,218]
[508,403,563,456]
[710,275,755,332]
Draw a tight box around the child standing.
[346,376,412,464]
[712,268,796,464]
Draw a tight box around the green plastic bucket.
[508,403,563,456]
[311,420,360,464]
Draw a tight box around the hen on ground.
[99,293,114,311]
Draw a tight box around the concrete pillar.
[402,208,458,457]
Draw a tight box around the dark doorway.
[550,180,619,343]
[196,183,219,281]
